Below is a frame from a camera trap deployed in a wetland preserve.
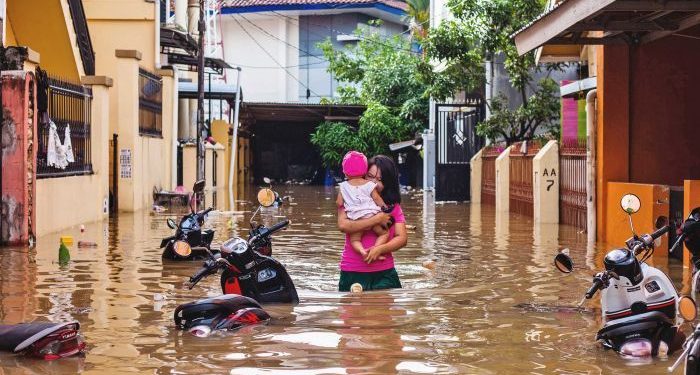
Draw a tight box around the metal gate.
[509,141,541,217]
[435,97,484,201]
[559,140,587,229]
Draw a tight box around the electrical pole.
[196,0,206,182]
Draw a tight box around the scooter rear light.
[33,330,86,360]
[620,338,653,357]
[188,325,212,337]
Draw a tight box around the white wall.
[220,14,299,102]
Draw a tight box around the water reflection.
[0,185,691,374]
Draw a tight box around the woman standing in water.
[337,155,408,291]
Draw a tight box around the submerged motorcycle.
[174,187,298,336]
[0,321,86,360]
[555,193,697,359]
[161,180,217,261]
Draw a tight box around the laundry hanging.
[46,119,75,169]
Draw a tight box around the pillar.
[157,68,179,190]
[81,75,113,218]
[115,49,142,212]
[533,140,559,224]
[470,148,483,204]
[495,147,511,213]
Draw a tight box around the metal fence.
[138,68,163,137]
[481,146,501,205]
[36,74,93,178]
[559,139,587,229]
[509,141,541,217]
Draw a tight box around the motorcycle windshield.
[180,217,198,231]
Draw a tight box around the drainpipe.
[228,68,241,208]
[586,89,597,244]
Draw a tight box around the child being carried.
[337,151,393,260]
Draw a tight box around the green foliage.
[311,29,428,168]
[421,0,561,144]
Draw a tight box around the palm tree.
[405,0,430,40]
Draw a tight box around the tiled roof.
[222,0,408,12]
[511,0,569,38]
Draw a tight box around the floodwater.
[0,185,691,374]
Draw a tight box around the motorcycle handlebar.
[650,225,670,241]
[585,277,604,299]
[199,207,213,217]
[188,262,215,288]
[268,219,290,234]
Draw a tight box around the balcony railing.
[67,0,95,75]
[36,71,93,178]
[139,68,163,137]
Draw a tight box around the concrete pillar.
[115,49,142,212]
[495,147,511,213]
[533,140,559,224]
[178,99,190,139]
[81,76,114,217]
[470,148,483,204]
[157,68,179,190]
[421,130,435,190]
[175,0,187,29]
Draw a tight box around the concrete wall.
[220,14,299,102]
[470,149,482,204]
[36,79,112,235]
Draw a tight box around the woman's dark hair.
[368,155,401,205]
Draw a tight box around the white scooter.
[555,193,697,359]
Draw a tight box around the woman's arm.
[365,223,407,263]
[337,208,392,234]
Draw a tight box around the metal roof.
[222,0,407,12]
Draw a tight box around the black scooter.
[161,180,216,261]
[174,188,297,336]
[0,321,86,360]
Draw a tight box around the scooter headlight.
[173,241,192,257]
[620,338,653,358]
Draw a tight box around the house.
[513,0,700,264]
[214,0,410,184]
[0,0,231,241]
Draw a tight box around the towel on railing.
[47,120,75,169]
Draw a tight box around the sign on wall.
[120,149,132,179]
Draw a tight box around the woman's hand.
[364,245,385,263]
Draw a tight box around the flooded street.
[0,185,689,374]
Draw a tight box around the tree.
[420,0,561,145]
[311,25,428,168]
[405,0,430,40]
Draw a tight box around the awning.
[240,102,366,123]
[178,81,240,101]
[167,53,233,75]
[513,0,700,56]
[160,27,198,56]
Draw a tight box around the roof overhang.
[240,102,366,123]
[166,53,233,75]
[514,0,700,56]
[178,81,240,100]
[222,3,407,24]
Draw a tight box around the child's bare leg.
[349,231,367,256]
[369,224,388,260]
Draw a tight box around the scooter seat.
[174,295,262,329]
[597,311,673,341]
[0,321,80,353]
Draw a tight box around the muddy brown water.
[0,186,690,374]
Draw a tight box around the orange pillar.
[596,45,631,242]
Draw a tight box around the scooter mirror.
[257,188,276,207]
[678,296,698,321]
[263,177,271,185]
[554,253,574,273]
[167,218,177,229]
[193,180,206,193]
[620,194,641,214]
[691,207,700,221]
[655,216,669,229]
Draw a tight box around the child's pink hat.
[342,151,368,177]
